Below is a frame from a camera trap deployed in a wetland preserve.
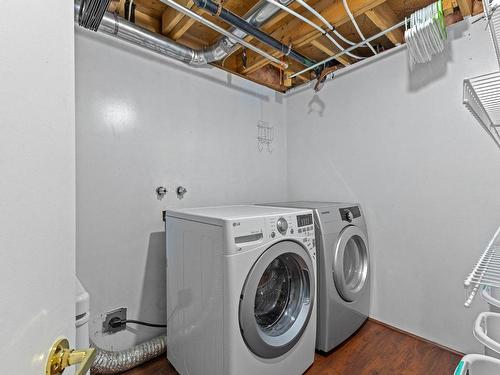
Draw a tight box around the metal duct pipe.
[75,1,206,64]
[75,0,296,67]
[194,0,316,67]
[90,335,166,374]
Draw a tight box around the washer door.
[333,226,369,303]
[239,240,315,359]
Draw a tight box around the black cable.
[109,317,166,328]
[125,319,166,328]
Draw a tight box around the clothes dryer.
[262,202,370,352]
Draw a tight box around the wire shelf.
[461,2,500,148]
[465,226,500,307]
[463,72,500,148]
[484,0,500,65]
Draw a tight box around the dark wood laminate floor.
[122,321,462,375]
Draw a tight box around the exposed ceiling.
[106,0,484,92]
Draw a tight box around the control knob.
[276,217,288,235]
[344,210,354,223]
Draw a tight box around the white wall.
[0,1,76,373]
[75,30,287,350]
[286,19,500,353]
[77,16,500,354]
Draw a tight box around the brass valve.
[46,338,96,375]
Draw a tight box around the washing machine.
[262,202,370,352]
[165,205,317,375]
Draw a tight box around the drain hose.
[90,335,166,374]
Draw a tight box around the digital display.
[297,214,313,227]
[339,206,361,221]
[350,206,361,218]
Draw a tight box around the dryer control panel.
[339,206,361,223]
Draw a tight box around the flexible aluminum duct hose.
[90,335,166,374]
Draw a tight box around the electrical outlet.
[103,307,127,334]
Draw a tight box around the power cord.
[109,317,167,329]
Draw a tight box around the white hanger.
[405,1,446,64]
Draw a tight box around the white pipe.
[295,0,332,30]
[290,19,406,78]
[264,0,364,60]
[294,0,366,47]
[342,0,377,55]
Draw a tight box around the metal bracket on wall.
[257,121,273,153]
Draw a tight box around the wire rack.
[462,1,500,148]
[464,226,500,307]
[463,72,500,148]
[484,0,500,65]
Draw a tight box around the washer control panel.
[268,215,293,239]
[276,217,289,235]
[266,213,316,257]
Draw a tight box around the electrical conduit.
[264,0,364,60]
[342,0,377,55]
[294,0,368,48]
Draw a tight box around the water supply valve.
[176,186,187,199]
[156,186,168,199]
[45,337,96,375]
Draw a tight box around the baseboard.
[368,318,464,357]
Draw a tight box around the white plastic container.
[474,310,500,360]
[454,354,500,375]
[75,277,90,349]
[482,286,500,313]
[480,286,500,359]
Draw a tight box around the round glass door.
[239,240,314,359]
[333,226,369,302]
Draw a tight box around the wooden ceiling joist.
[456,0,473,17]
[442,0,455,16]
[136,10,162,32]
[161,1,206,41]
[108,0,121,13]
[310,39,351,66]
[161,0,194,35]
[365,3,404,45]
[168,9,203,40]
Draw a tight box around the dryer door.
[239,240,315,359]
[333,225,369,302]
